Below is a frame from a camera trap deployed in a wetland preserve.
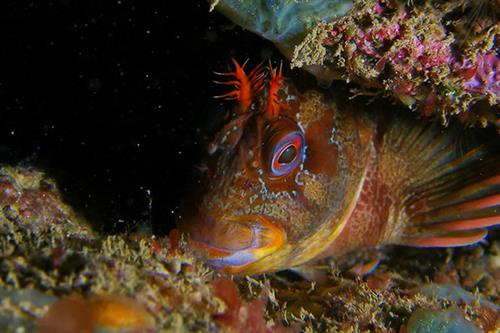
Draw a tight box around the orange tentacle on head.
[266,61,284,118]
[214,59,285,119]
[213,59,265,112]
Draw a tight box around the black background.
[0,0,278,234]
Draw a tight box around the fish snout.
[180,213,286,274]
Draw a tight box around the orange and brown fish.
[178,59,500,275]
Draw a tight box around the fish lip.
[188,214,286,273]
[205,248,258,269]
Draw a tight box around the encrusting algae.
[0,165,498,332]
[210,0,500,128]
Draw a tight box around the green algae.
[406,308,481,333]
[0,289,57,333]
[416,283,499,310]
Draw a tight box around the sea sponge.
[210,0,353,47]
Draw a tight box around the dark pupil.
[278,145,297,164]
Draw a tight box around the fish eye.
[278,144,297,164]
[269,131,304,177]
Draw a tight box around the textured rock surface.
[212,0,500,129]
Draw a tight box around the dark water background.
[0,0,279,234]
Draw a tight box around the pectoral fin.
[380,115,500,248]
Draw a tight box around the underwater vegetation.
[211,0,500,128]
[0,166,498,332]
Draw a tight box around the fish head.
[178,60,370,275]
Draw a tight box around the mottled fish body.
[178,60,500,275]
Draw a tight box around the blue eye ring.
[270,131,304,177]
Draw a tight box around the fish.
[177,59,500,275]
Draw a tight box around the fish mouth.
[182,214,286,274]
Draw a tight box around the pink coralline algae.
[211,277,299,333]
[290,0,500,127]
[457,53,500,96]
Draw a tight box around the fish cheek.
[303,115,339,178]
